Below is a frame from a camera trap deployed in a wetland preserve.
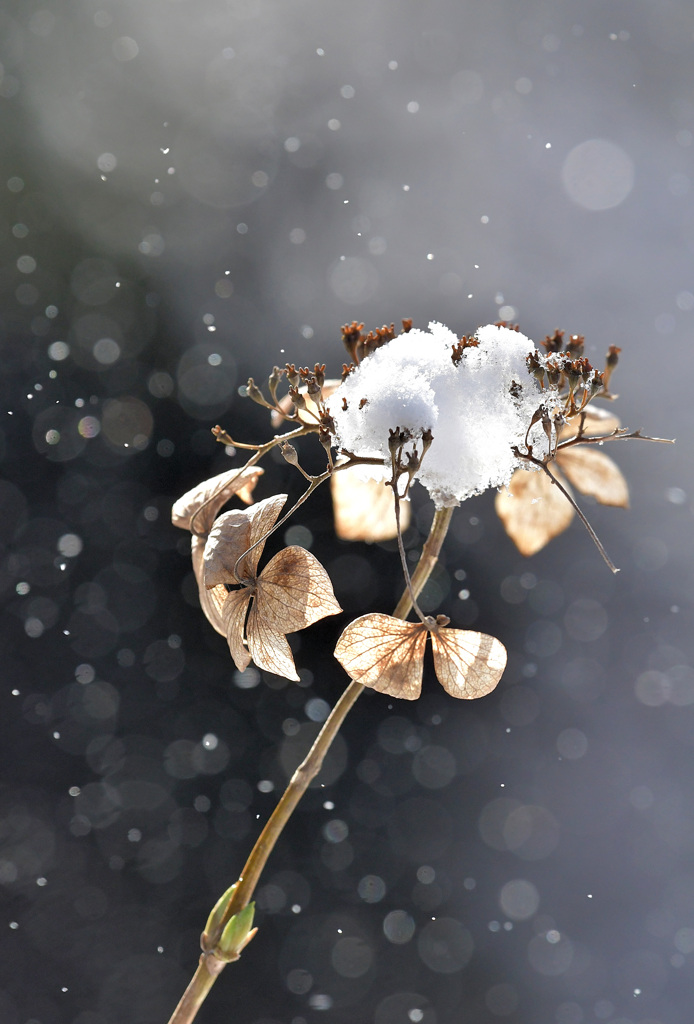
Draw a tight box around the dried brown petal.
[247,602,300,681]
[204,494,288,588]
[192,535,227,636]
[171,466,264,536]
[331,469,410,542]
[333,613,428,699]
[495,467,575,556]
[557,447,630,508]
[430,629,506,700]
[203,509,254,588]
[222,588,252,671]
[559,405,621,441]
[256,546,342,633]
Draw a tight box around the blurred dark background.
[0,1,692,1022]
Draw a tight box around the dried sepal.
[192,535,228,636]
[255,546,342,633]
[203,494,341,681]
[495,467,575,557]
[330,469,411,542]
[334,613,427,699]
[171,466,264,536]
[560,405,621,440]
[270,379,340,429]
[334,613,506,701]
[222,589,253,670]
[554,447,629,508]
[430,629,507,700]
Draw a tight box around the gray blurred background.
[1,1,693,1022]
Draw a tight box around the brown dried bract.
[171,466,264,536]
[331,468,411,542]
[334,613,506,701]
[496,406,629,557]
[203,494,342,681]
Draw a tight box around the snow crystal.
[328,322,548,507]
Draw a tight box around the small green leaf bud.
[215,902,257,962]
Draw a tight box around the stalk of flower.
[166,317,671,1024]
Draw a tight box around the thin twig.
[165,506,454,1024]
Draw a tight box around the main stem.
[166,506,454,1024]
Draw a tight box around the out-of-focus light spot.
[148,371,174,398]
[257,779,274,793]
[326,173,343,190]
[556,728,588,759]
[7,177,24,193]
[481,214,489,223]
[97,153,117,172]
[562,139,634,211]
[499,879,540,920]
[17,255,36,274]
[45,429,60,445]
[207,353,222,366]
[327,119,341,131]
[112,36,139,61]
[499,304,517,320]
[251,170,269,188]
[305,698,330,723]
[407,101,420,113]
[102,396,153,450]
[284,136,300,152]
[12,223,28,239]
[57,534,83,557]
[236,223,248,234]
[676,290,694,311]
[93,338,120,364]
[289,228,306,244]
[214,278,234,298]
[202,733,218,750]
[16,582,30,595]
[45,305,58,318]
[139,233,165,256]
[127,828,142,842]
[25,617,45,637]
[156,439,174,457]
[301,325,314,338]
[666,486,686,504]
[389,60,398,69]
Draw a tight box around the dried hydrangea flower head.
[327,321,551,507]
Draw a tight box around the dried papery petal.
[192,535,228,636]
[247,603,300,681]
[172,466,264,535]
[556,448,630,508]
[331,468,410,542]
[222,588,253,671]
[333,613,428,700]
[245,494,289,577]
[203,509,254,588]
[495,467,575,556]
[430,629,506,699]
[255,546,342,633]
[559,406,621,440]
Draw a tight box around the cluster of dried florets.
[172,317,669,697]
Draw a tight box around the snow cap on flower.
[327,322,548,507]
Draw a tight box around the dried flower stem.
[165,505,454,1024]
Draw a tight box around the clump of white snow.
[328,322,549,507]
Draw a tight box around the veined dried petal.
[256,546,342,633]
[171,466,264,536]
[495,467,575,556]
[192,534,227,636]
[331,468,410,542]
[430,628,506,699]
[203,510,254,588]
[557,447,629,508]
[334,613,428,699]
[559,405,621,441]
[247,602,300,681]
[222,588,252,671]
[203,494,288,588]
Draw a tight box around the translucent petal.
[431,628,506,699]
[334,613,427,700]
